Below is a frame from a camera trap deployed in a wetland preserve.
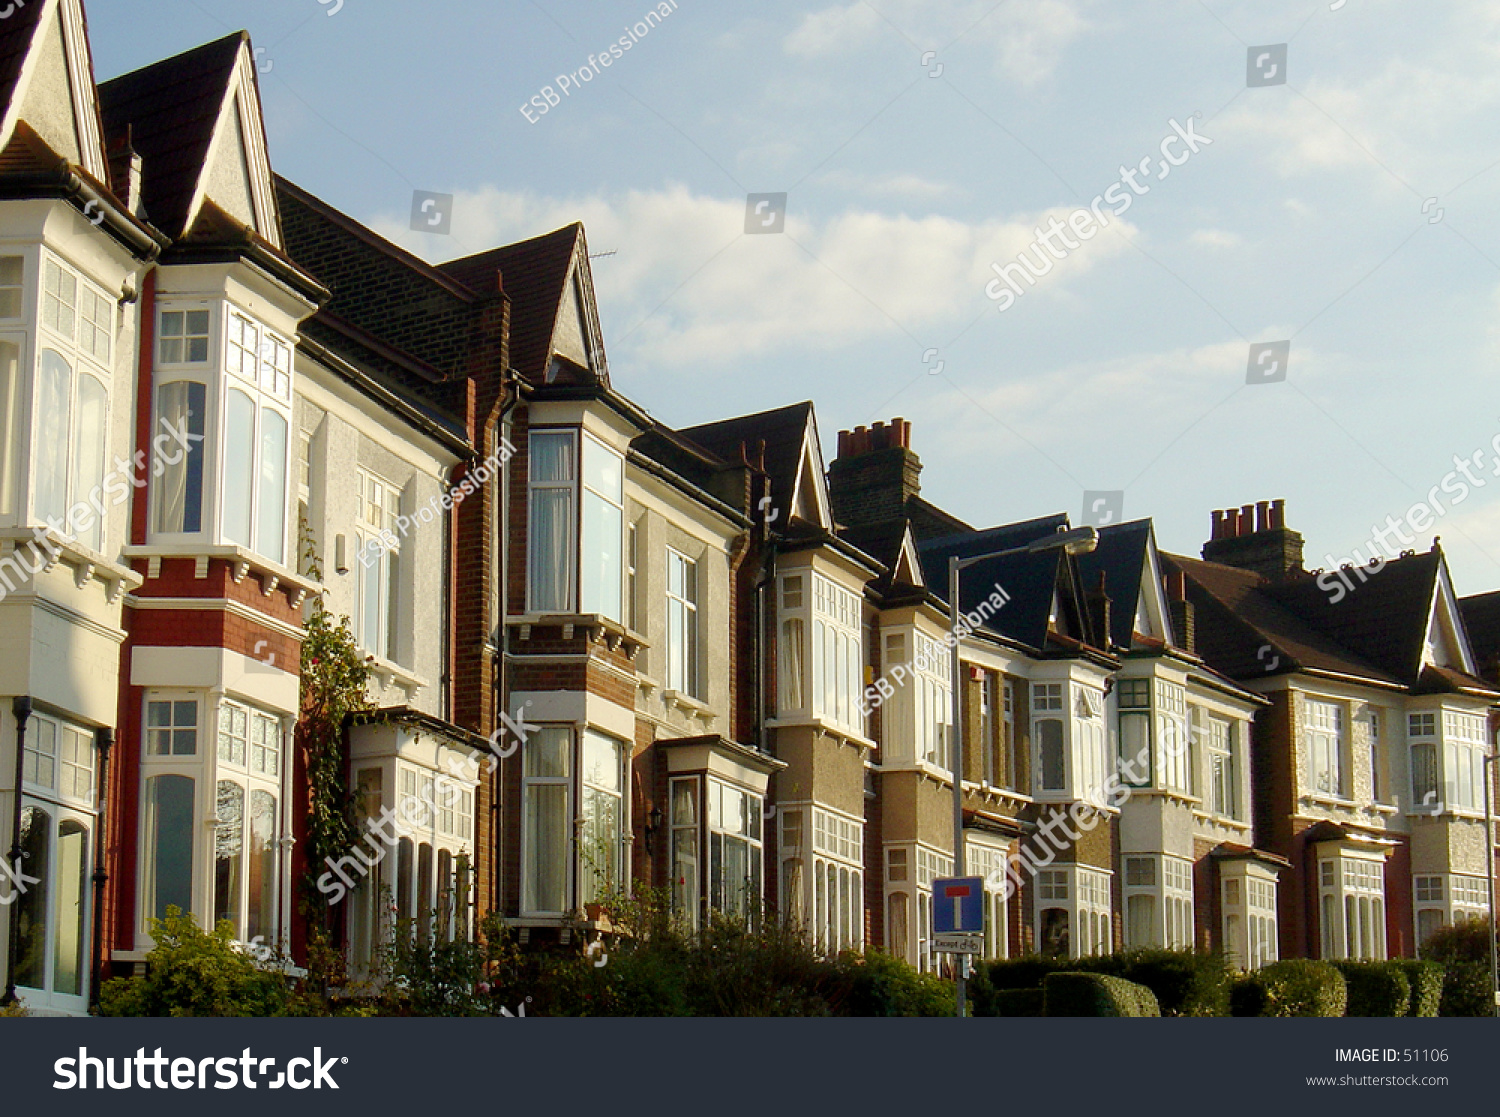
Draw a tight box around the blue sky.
[85,0,1500,598]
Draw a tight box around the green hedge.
[984,950,1229,1017]
[1043,972,1160,1017]
[991,988,1045,1016]
[1332,962,1410,1017]
[1230,960,1346,1017]
[1436,961,1491,1017]
[1392,960,1443,1017]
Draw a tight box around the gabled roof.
[681,401,832,531]
[916,515,1107,657]
[1459,589,1500,683]
[98,31,247,238]
[440,223,601,386]
[1077,519,1161,650]
[1165,548,1499,696]
[0,0,108,183]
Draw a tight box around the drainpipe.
[493,373,521,918]
[3,696,32,1005]
[89,727,113,1011]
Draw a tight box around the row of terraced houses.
[4,1,1500,1014]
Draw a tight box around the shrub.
[991,988,1045,1017]
[1332,962,1410,1017]
[0,1000,30,1018]
[985,956,1066,991]
[1090,950,1232,1017]
[1230,960,1346,1017]
[98,908,290,1017]
[838,950,955,1017]
[1436,962,1491,1017]
[1043,972,1160,1017]
[1392,960,1443,1017]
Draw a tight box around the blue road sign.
[932,876,984,934]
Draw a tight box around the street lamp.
[947,526,1098,1017]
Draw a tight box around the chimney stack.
[1165,569,1195,653]
[829,416,922,528]
[1202,498,1305,581]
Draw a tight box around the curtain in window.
[146,775,195,922]
[529,433,575,613]
[154,381,205,533]
[522,727,571,913]
[247,791,277,943]
[0,341,19,518]
[258,408,287,564]
[52,820,88,996]
[780,618,804,710]
[14,806,51,989]
[1411,742,1438,806]
[69,373,108,551]
[396,839,414,930]
[35,350,70,526]
[223,389,255,547]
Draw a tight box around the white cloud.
[369,184,1135,368]
[1190,228,1244,248]
[816,169,961,201]
[783,0,1092,85]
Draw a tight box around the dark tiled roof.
[838,520,909,584]
[440,224,582,384]
[907,494,972,541]
[1459,590,1500,684]
[0,3,47,130]
[98,31,245,238]
[1078,519,1153,649]
[1266,551,1439,684]
[1162,552,1394,684]
[276,176,487,390]
[681,402,816,521]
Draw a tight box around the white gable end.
[1,0,107,179]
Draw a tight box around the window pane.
[0,340,19,517]
[222,389,255,546]
[247,791,277,944]
[52,819,89,996]
[72,374,108,551]
[213,781,244,935]
[523,784,569,913]
[35,350,71,525]
[525,726,571,778]
[1038,719,1065,790]
[146,775,195,922]
[531,431,576,482]
[581,489,622,620]
[14,806,51,989]
[528,488,574,612]
[154,381,206,534]
[257,408,287,564]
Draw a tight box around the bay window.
[1116,678,1151,786]
[665,548,699,696]
[1415,874,1486,946]
[14,710,97,1011]
[1124,854,1193,949]
[1307,699,1347,798]
[808,806,858,949]
[526,428,625,620]
[1221,866,1278,969]
[212,700,282,942]
[1034,683,1065,793]
[779,571,863,735]
[670,776,766,927]
[1037,865,1112,958]
[966,838,1010,959]
[151,304,293,565]
[1318,853,1386,959]
[1157,681,1189,794]
[521,726,571,915]
[1442,711,1487,812]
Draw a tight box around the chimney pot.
[1271,499,1285,529]
[1256,500,1270,533]
[1239,505,1254,536]
[1211,509,1225,540]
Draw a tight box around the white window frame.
[1317,852,1386,960]
[1157,681,1189,794]
[966,837,1010,960]
[1123,853,1193,949]
[665,547,700,697]
[524,427,626,621]
[1205,714,1238,819]
[354,469,403,664]
[809,805,861,951]
[1033,682,1067,795]
[1035,863,1112,959]
[1306,698,1348,799]
[1221,864,1279,970]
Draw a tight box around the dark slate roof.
[1162,552,1395,684]
[440,224,582,384]
[0,3,49,129]
[1077,519,1153,649]
[838,520,910,584]
[907,494,971,541]
[1459,590,1500,683]
[98,31,245,238]
[916,516,1091,654]
[681,402,816,522]
[1163,548,1495,695]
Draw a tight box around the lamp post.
[947,526,1098,1017]
[1485,744,1500,1018]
